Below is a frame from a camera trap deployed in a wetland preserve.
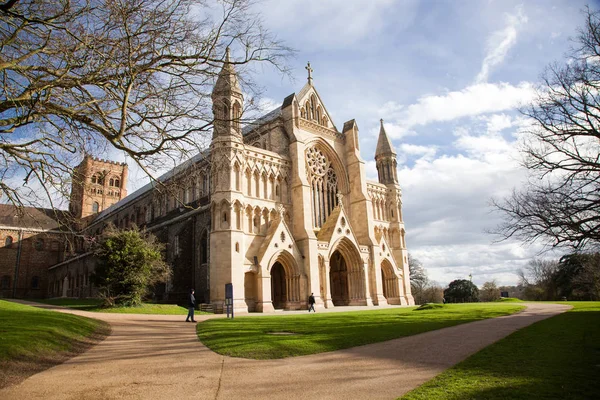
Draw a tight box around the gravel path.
[0,302,570,400]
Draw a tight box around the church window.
[262,174,268,199]
[91,175,97,184]
[275,184,280,199]
[115,179,120,188]
[34,239,44,251]
[310,95,316,120]
[173,236,180,256]
[109,178,114,186]
[92,202,99,213]
[234,164,240,191]
[254,172,260,198]
[1,275,10,289]
[232,101,241,132]
[316,106,322,124]
[4,236,13,247]
[305,146,339,228]
[235,242,240,252]
[31,276,39,289]
[222,212,227,223]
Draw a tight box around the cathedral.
[1,52,414,312]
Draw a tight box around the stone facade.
[6,55,414,311]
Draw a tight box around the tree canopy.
[444,279,479,303]
[91,225,170,306]
[494,7,600,250]
[0,0,291,208]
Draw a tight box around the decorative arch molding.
[303,138,349,194]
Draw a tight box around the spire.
[212,47,244,138]
[375,119,396,157]
[213,47,242,97]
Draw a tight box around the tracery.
[306,146,338,228]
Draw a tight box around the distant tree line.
[516,253,600,301]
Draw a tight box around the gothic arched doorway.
[270,262,287,309]
[330,250,349,306]
[381,259,400,305]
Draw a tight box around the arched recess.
[328,237,366,306]
[244,272,258,312]
[381,259,400,305]
[267,250,303,310]
[304,138,350,194]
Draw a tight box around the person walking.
[308,292,316,312]
[186,289,196,322]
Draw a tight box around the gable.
[317,204,362,256]
[256,211,303,274]
[296,83,337,131]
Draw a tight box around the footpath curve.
[0,302,570,400]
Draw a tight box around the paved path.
[0,302,570,400]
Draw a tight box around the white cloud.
[476,6,528,83]
[379,82,535,138]
[258,0,414,48]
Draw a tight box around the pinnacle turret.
[212,47,244,138]
[375,119,398,185]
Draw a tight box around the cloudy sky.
[242,0,590,287]
[123,0,592,287]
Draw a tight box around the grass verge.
[400,302,600,400]
[197,303,524,359]
[31,298,208,315]
[0,300,110,389]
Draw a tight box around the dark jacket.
[189,293,196,308]
[308,295,315,304]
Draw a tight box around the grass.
[0,300,109,388]
[495,297,524,302]
[31,298,209,315]
[400,302,600,400]
[197,303,524,359]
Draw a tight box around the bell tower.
[69,155,128,219]
[209,47,247,313]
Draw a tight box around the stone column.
[363,260,374,306]
[256,275,274,313]
[323,260,334,308]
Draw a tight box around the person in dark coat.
[308,293,316,312]
[186,289,196,322]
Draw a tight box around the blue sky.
[116,0,595,287]
[243,0,593,287]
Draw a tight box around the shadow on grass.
[400,307,600,400]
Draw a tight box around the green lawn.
[0,300,107,360]
[197,303,524,359]
[400,302,600,400]
[0,299,109,388]
[31,298,207,315]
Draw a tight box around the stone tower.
[374,120,414,305]
[70,155,128,219]
[209,48,247,312]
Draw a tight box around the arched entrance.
[270,262,286,309]
[381,259,400,305]
[327,237,368,306]
[330,250,349,306]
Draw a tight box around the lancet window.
[306,146,339,228]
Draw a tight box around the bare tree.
[517,258,559,300]
[493,7,600,250]
[0,0,291,209]
[480,280,500,302]
[408,253,428,304]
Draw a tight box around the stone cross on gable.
[306,62,313,85]
[278,204,286,218]
[336,192,344,207]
